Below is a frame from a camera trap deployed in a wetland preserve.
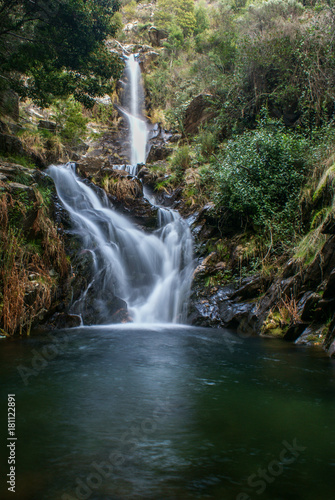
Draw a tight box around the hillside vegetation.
[119,0,335,347]
[123,0,335,262]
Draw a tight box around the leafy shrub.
[52,97,88,144]
[170,145,192,181]
[214,116,308,239]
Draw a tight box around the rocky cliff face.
[187,204,335,357]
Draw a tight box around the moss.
[312,164,335,203]
[294,229,328,267]
[0,154,35,169]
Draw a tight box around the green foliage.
[214,115,308,239]
[170,145,192,181]
[0,154,35,169]
[194,1,210,36]
[155,0,196,37]
[52,97,88,144]
[163,26,185,56]
[196,129,217,159]
[0,0,123,107]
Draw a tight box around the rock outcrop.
[183,94,216,136]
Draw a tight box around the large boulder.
[183,94,216,136]
[148,27,168,47]
[146,144,173,162]
[0,133,46,168]
[140,51,160,72]
[0,90,19,121]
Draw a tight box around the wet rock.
[281,258,301,279]
[323,268,335,299]
[183,94,216,136]
[113,197,159,230]
[283,322,308,341]
[70,141,89,156]
[137,166,159,186]
[48,313,82,329]
[298,292,321,321]
[110,308,132,323]
[231,276,266,301]
[328,340,335,358]
[218,300,255,329]
[295,325,324,345]
[77,288,130,326]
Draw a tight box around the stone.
[183,94,216,136]
[0,133,45,168]
[49,313,82,329]
[283,322,308,341]
[0,132,26,157]
[7,182,34,194]
[148,27,168,47]
[0,90,19,121]
[323,268,335,299]
[218,300,254,328]
[328,340,335,358]
[38,120,57,132]
[303,235,335,287]
[140,51,160,72]
[146,145,173,162]
[0,162,35,180]
[295,325,324,345]
[72,141,89,155]
[137,166,162,187]
[76,157,109,175]
[298,292,321,321]
[231,276,266,300]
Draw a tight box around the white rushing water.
[123,54,148,168]
[48,52,194,324]
[48,164,193,324]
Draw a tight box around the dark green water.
[1,325,335,500]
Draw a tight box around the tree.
[0,0,123,107]
[155,0,196,37]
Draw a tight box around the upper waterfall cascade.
[122,54,148,171]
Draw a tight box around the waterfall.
[48,52,194,325]
[48,164,194,324]
[123,54,148,169]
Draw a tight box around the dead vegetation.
[0,181,69,336]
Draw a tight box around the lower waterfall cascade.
[48,164,194,324]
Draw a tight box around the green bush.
[52,97,88,144]
[214,116,308,239]
[170,145,192,181]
